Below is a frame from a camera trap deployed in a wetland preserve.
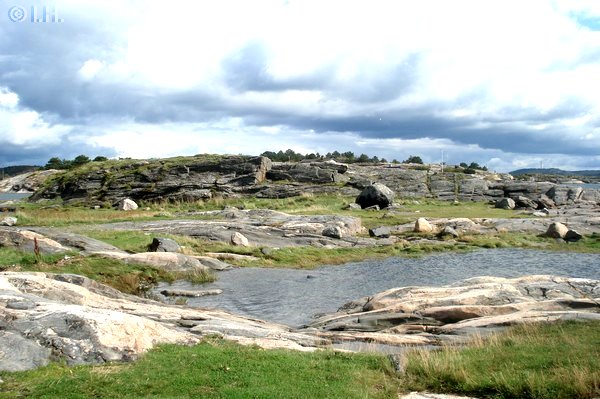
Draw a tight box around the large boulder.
[414,218,433,233]
[118,198,138,211]
[537,194,556,209]
[513,195,538,209]
[230,232,250,247]
[355,183,395,209]
[546,222,569,239]
[547,186,584,206]
[495,198,515,210]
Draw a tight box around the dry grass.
[401,321,600,399]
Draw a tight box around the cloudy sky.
[1,0,600,172]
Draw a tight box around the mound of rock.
[308,275,600,346]
[0,272,324,371]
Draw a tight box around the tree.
[357,153,370,163]
[403,155,423,164]
[71,155,91,168]
[341,151,355,163]
[44,157,65,170]
[459,162,468,168]
[93,156,108,162]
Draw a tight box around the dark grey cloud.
[0,137,117,166]
[0,2,598,170]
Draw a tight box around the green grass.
[14,206,163,227]
[0,249,214,294]
[401,321,600,399]
[0,339,399,399]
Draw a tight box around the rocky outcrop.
[94,251,215,273]
[267,161,349,184]
[307,275,600,346]
[30,155,273,204]
[24,157,600,206]
[0,228,71,254]
[0,217,17,226]
[0,170,60,193]
[0,272,324,371]
[97,209,368,249]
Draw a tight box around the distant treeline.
[260,149,425,164]
[510,168,600,177]
[0,165,39,178]
[44,155,108,170]
[260,149,488,171]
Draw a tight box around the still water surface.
[0,193,30,201]
[156,249,600,327]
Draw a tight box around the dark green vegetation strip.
[401,321,600,399]
[0,340,398,399]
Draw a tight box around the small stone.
[231,232,249,247]
[546,222,569,239]
[414,218,433,233]
[364,205,380,211]
[261,247,274,256]
[564,229,583,242]
[0,217,17,226]
[322,226,343,239]
[438,226,459,238]
[532,211,547,217]
[345,203,362,210]
[369,226,391,238]
[118,198,138,211]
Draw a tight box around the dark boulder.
[148,237,181,253]
[355,183,395,209]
